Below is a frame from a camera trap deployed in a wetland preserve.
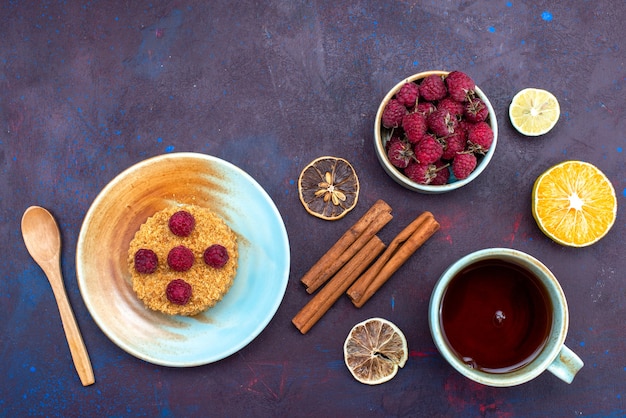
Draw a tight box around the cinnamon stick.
[292,235,386,334]
[300,199,392,293]
[347,212,439,308]
[347,211,433,301]
[304,210,392,294]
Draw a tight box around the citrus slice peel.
[343,317,408,385]
[532,160,617,247]
[298,156,359,221]
[509,88,560,136]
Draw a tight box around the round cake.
[128,205,238,316]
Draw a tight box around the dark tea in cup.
[440,259,552,373]
[430,248,583,386]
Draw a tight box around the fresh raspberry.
[386,136,414,168]
[452,153,477,180]
[445,71,475,102]
[404,160,449,185]
[381,99,407,128]
[437,97,465,117]
[402,112,427,144]
[166,279,192,305]
[458,119,477,136]
[419,74,447,101]
[415,135,444,164]
[404,161,431,184]
[415,101,437,117]
[396,82,419,108]
[441,130,467,160]
[430,160,451,185]
[203,244,230,268]
[168,210,195,237]
[467,121,494,154]
[167,245,194,271]
[134,249,158,274]
[464,97,489,123]
[427,109,458,137]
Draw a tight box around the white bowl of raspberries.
[374,70,498,193]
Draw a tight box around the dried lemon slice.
[298,156,359,220]
[509,88,560,136]
[344,317,408,385]
[532,160,617,247]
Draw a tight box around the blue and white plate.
[77,152,290,366]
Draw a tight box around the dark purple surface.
[2,1,625,416]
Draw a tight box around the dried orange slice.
[298,156,359,220]
[509,88,560,136]
[343,317,408,385]
[532,160,617,247]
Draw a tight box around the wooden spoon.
[21,206,95,386]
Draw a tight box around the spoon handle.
[46,263,95,386]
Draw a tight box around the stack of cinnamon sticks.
[292,199,440,334]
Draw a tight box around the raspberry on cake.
[134,248,158,274]
[166,279,193,305]
[167,245,195,272]
[203,244,230,268]
[128,205,238,316]
[168,210,196,237]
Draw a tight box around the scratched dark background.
[2,0,625,416]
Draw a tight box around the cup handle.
[547,344,584,383]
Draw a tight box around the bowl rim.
[374,70,498,193]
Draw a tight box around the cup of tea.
[429,248,583,387]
